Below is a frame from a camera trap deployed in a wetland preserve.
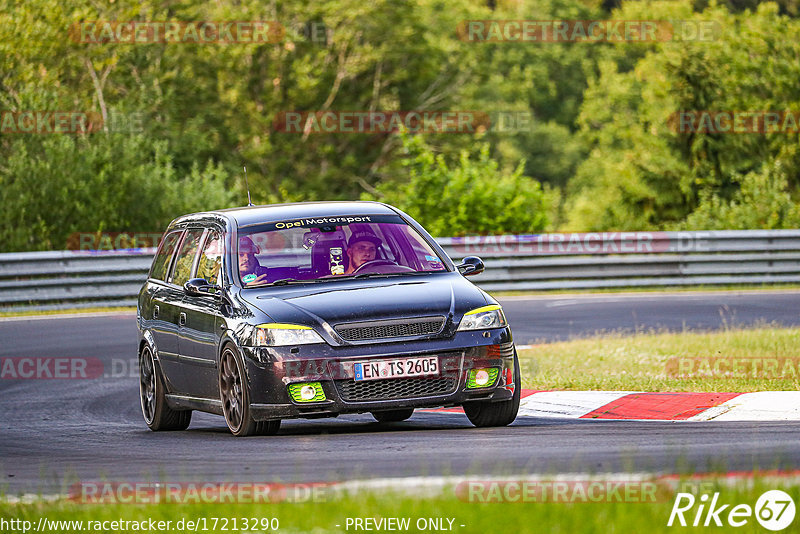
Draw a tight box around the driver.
[344,230,382,274]
[238,236,269,286]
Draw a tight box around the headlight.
[253,323,325,346]
[457,305,507,331]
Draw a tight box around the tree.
[564,1,800,231]
[367,132,551,237]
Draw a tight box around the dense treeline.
[0,0,798,251]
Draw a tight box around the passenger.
[344,230,381,274]
[238,236,268,285]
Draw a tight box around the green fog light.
[288,382,326,402]
[467,368,499,389]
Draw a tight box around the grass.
[517,326,800,392]
[2,476,799,533]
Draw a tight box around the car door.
[157,227,205,395]
[177,229,225,398]
[144,229,184,371]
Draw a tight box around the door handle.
[179,312,186,326]
[153,305,159,319]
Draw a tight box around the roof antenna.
[243,165,254,207]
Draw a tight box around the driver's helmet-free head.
[238,236,260,255]
[347,230,381,249]
[238,236,263,281]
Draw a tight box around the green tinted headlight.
[467,368,499,389]
[288,382,326,402]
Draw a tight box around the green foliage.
[680,162,800,230]
[0,132,233,251]
[565,0,800,231]
[2,0,800,251]
[368,133,549,236]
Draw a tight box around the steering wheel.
[352,259,398,274]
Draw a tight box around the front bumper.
[240,327,516,421]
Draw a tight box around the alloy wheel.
[139,348,157,424]
[220,348,244,432]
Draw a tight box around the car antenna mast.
[243,165,254,207]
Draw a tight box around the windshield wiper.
[269,277,331,286]
[264,272,432,285]
[352,271,428,279]
[270,278,303,286]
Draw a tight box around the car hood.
[239,273,489,329]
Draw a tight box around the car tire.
[463,351,521,428]
[139,345,192,431]
[219,345,281,437]
[371,408,414,423]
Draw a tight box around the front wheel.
[462,352,521,428]
[139,345,191,431]
[219,345,281,437]
[371,408,414,423]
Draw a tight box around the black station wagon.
[137,201,519,436]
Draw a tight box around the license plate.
[353,356,439,381]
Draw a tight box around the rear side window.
[196,231,223,287]
[170,229,205,286]
[149,231,182,281]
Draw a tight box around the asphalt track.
[1,290,799,494]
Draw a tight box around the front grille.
[335,376,458,402]
[335,316,445,341]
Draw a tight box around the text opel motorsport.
[137,201,519,436]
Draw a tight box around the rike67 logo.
[668,490,795,530]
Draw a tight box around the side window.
[196,231,223,287]
[170,229,204,286]
[150,231,182,281]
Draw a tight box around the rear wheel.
[371,408,414,423]
[139,345,191,431]
[463,351,521,428]
[219,345,280,437]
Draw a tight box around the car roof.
[173,201,400,229]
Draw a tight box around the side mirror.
[457,256,485,276]
[184,278,218,296]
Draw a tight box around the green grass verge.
[518,327,800,392]
[2,478,799,533]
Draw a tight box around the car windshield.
[236,215,447,287]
